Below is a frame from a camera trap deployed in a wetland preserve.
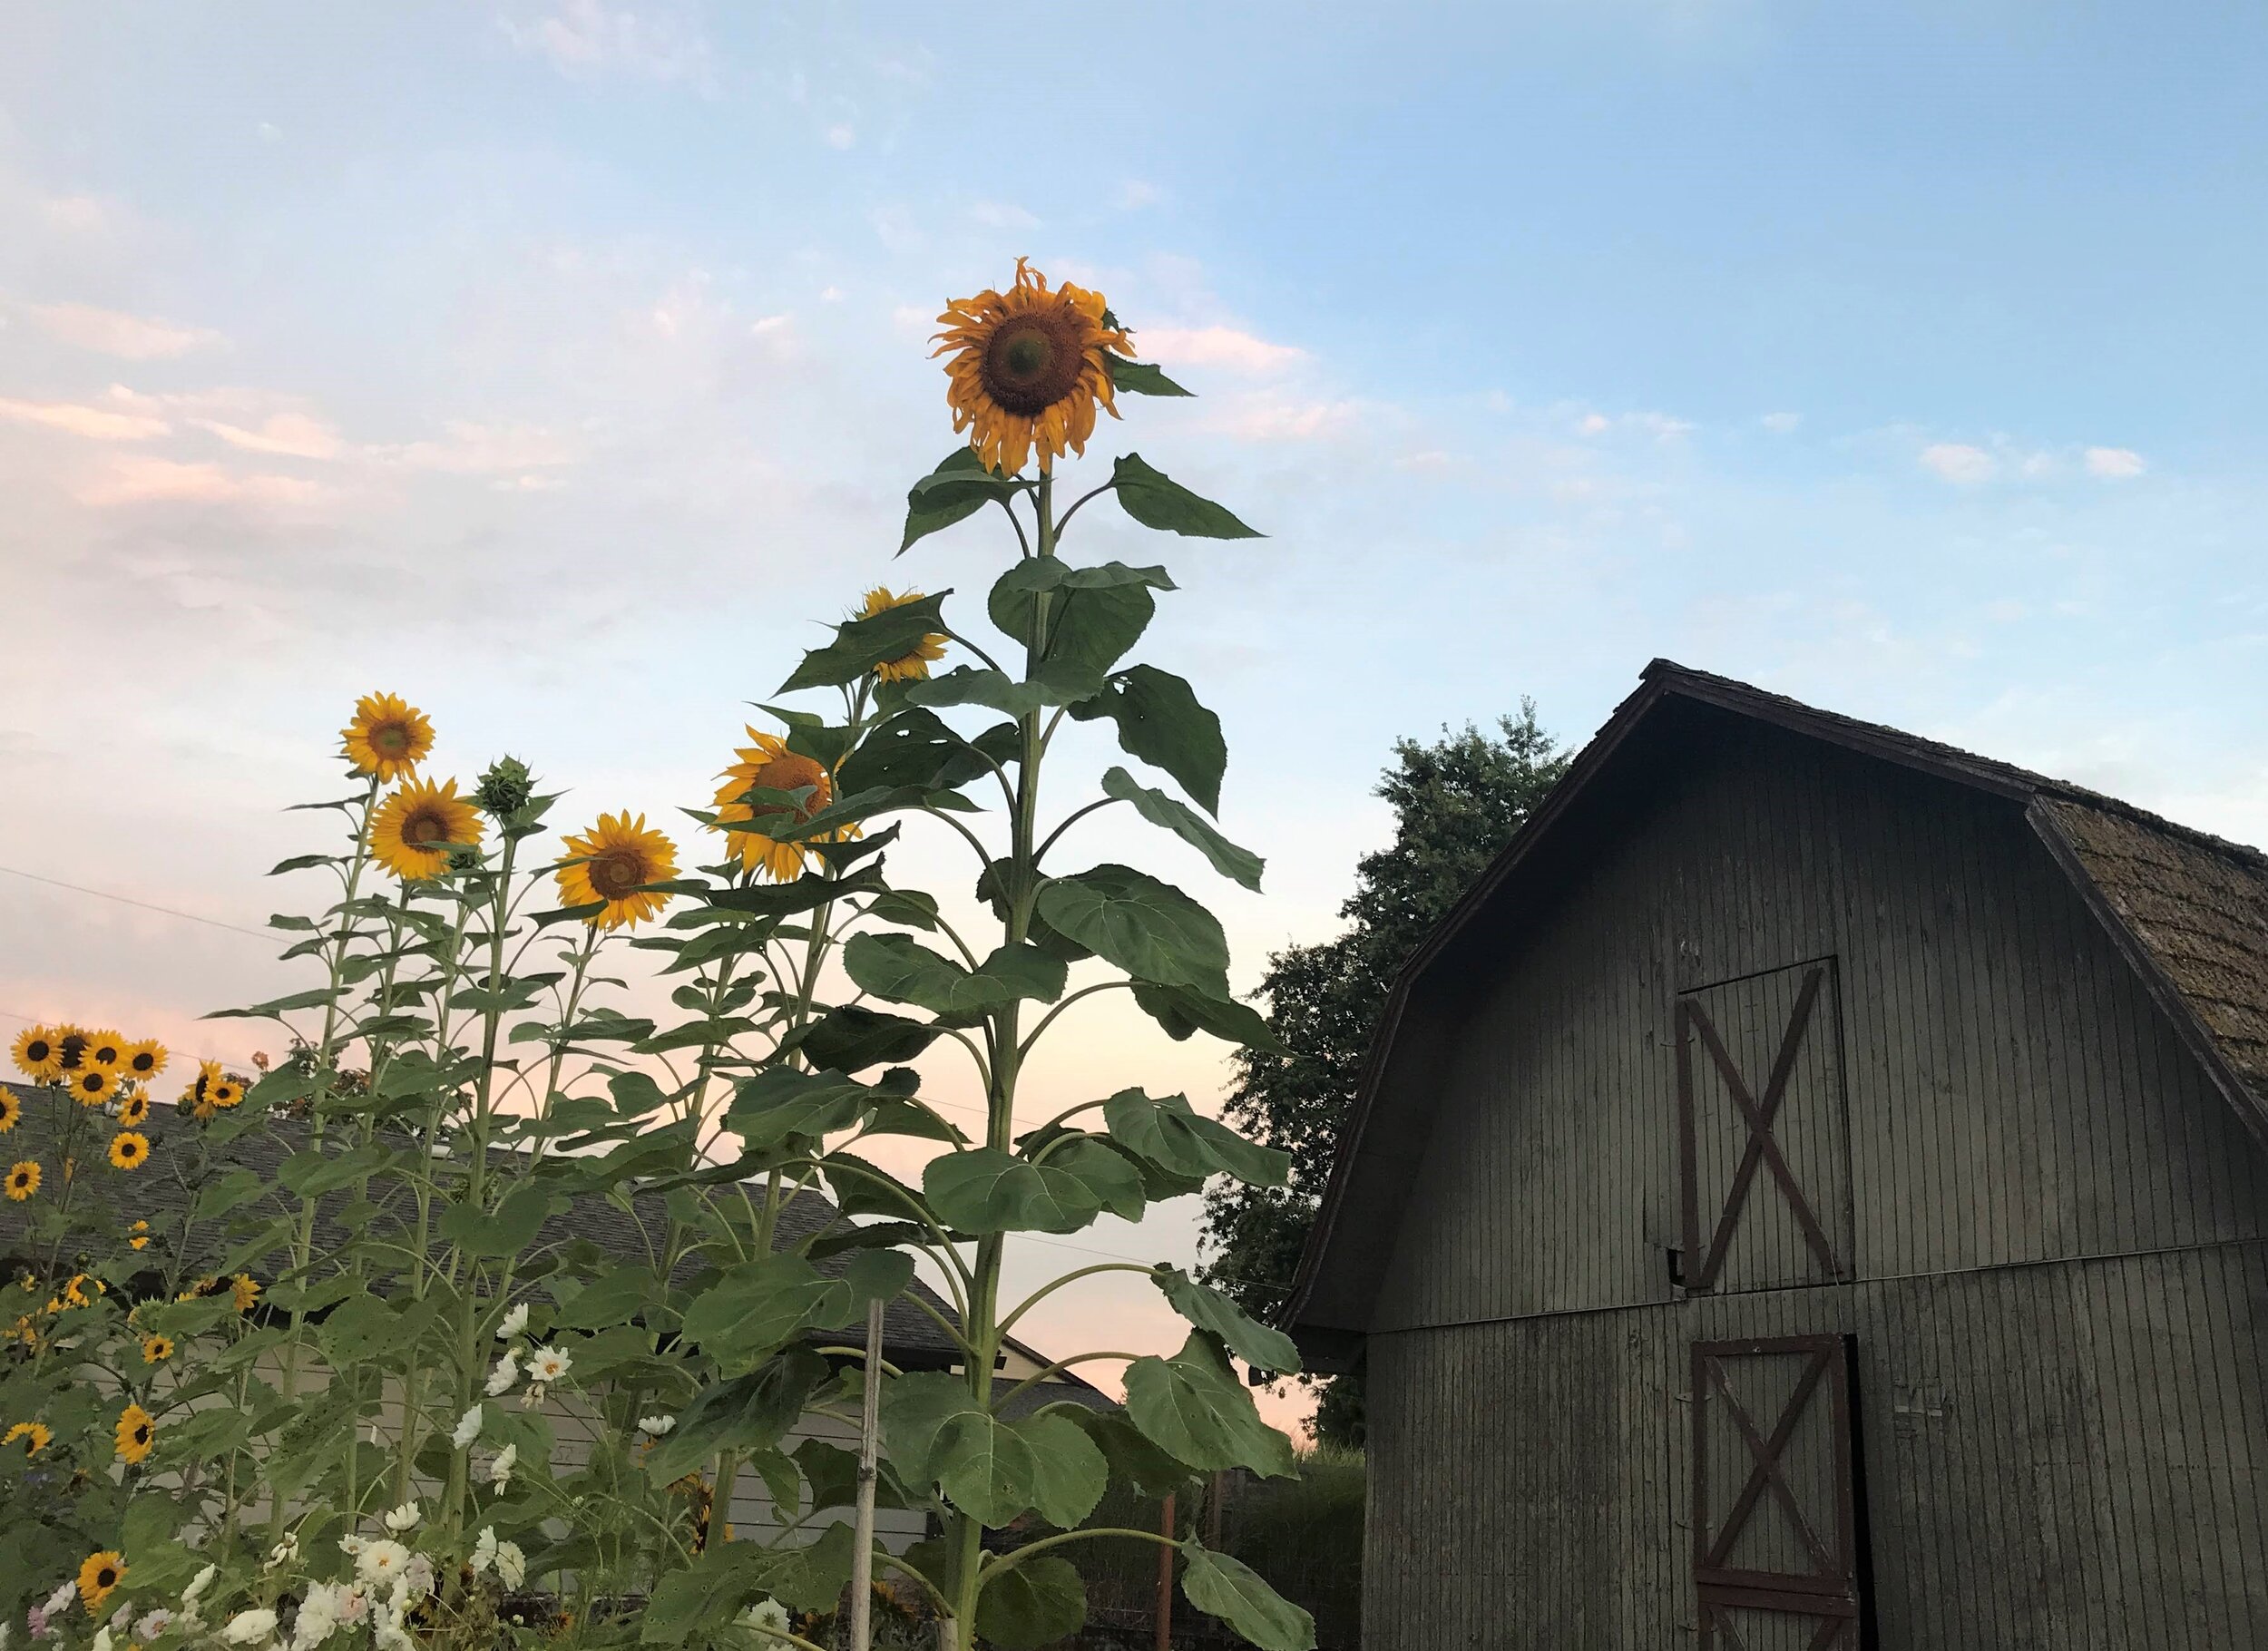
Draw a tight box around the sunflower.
[63,1273,96,1308]
[934,258,1134,475]
[79,1550,128,1610]
[341,691,435,782]
[129,1218,151,1252]
[68,1067,116,1107]
[124,1040,168,1080]
[554,813,679,931]
[4,1421,50,1454]
[856,587,949,683]
[114,1402,154,1465]
[117,1089,151,1127]
[5,1161,39,1201]
[0,1091,17,1133]
[109,1132,150,1171]
[181,1058,223,1110]
[83,1031,127,1072]
[710,729,857,884]
[142,1333,174,1364]
[10,1026,62,1081]
[371,777,484,882]
[206,1077,241,1109]
[230,1274,260,1313]
[53,1025,89,1070]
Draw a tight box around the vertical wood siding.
[1365,1243,2268,1647]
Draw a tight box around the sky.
[4,2,2266,1435]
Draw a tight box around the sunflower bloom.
[207,1076,242,1109]
[341,692,435,782]
[710,729,856,884]
[142,1333,174,1364]
[53,1025,90,1070]
[5,1161,39,1202]
[63,1274,95,1308]
[181,1059,224,1110]
[124,1040,168,1081]
[371,777,484,882]
[129,1218,151,1252]
[84,1031,127,1072]
[10,1026,62,1081]
[68,1067,116,1107]
[0,1091,17,1133]
[554,813,679,931]
[114,1402,155,1465]
[79,1550,128,1610]
[118,1090,151,1127]
[231,1274,260,1314]
[109,1132,150,1171]
[934,258,1134,474]
[4,1421,50,1454]
[857,587,949,682]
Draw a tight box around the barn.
[1283,660,2268,1648]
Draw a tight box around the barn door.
[1693,1334,1867,1649]
[1677,960,1852,1293]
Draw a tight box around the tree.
[1199,706,1569,1443]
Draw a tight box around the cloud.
[377,420,581,474]
[1577,412,1611,436]
[74,455,328,508]
[971,200,1038,230]
[26,301,222,359]
[1208,395,1365,443]
[256,122,282,143]
[824,123,856,151]
[500,0,716,91]
[1918,442,1996,484]
[2085,445,2146,480]
[1116,180,1163,211]
[1761,411,1802,433]
[1139,326,1305,376]
[191,413,344,460]
[39,195,110,233]
[0,396,170,442]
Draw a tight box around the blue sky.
[4,2,2265,1419]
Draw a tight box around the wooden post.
[1155,1491,1177,1651]
[849,1298,885,1651]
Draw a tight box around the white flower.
[92,1627,112,1651]
[137,1610,174,1640]
[39,1586,74,1618]
[486,1442,517,1487]
[469,1528,498,1577]
[183,1567,217,1604]
[494,1302,528,1340]
[638,1413,675,1437]
[525,1346,571,1384]
[484,1350,521,1397]
[288,1587,341,1651]
[382,1501,420,1534]
[737,1599,789,1637]
[401,1555,435,1601]
[354,1540,411,1588]
[221,1611,278,1646]
[493,1541,525,1591]
[452,1405,484,1449]
[109,1606,132,1633]
[266,1534,298,1569]
[337,1536,366,1559]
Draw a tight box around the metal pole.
[850,1297,885,1651]
[1154,1490,1177,1651]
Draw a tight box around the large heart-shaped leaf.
[881,1371,1040,1524]
[901,449,1021,553]
[924,1148,1103,1235]
[645,1346,830,1482]
[1103,1089,1289,1187]
[1182,1541,1315,1651]
[789,1005,943,1072]
[1121,1333,1298,1478]
[1015,1411,1110,1529]
[843,933,1066,1018]
[1102,767,1262,890]
[1129,982,1284,1052]
[978,1556,1088,1649]
[1153,1265,1300,1374]
[679,1255,846,1363]
[1039,1134,1149,1222]
[1035,865,1230,995]
[1070,665,1227,815]
[724,1067,878,1150]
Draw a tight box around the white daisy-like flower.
[484,1350,521,1397]
[494,1302,528,1340]
[109,1606,132,1634]
[494,1541,525,1591]
[469,1528,498,1577]
[382,1501,420,1534]
[92,1627,112,1651]
[337,1536,367,1559]
[453,1405,484,1448]
[355,1539,411,1588]
[486,1442,517,1487]
[525,1346,572,1383]
[137,1610,173,1640]
[221,1611,278,1646]
[638,1413,675,1437]
[267,1533,298,1568]
[334,1587,372,1628]
[40,1585,75,1617]
[737,1599,789,1636]
[182,1565,218,1604]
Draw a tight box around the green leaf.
[278,1142,391,1196]
[699,865,885,919]
[205,986,339,1021]
[1154,1265,1300,1373]
[1182,1542,1316,1651]
[1041,1134,1149,1223]
[978,1556,1088,1649]
[1102,767,1263,889]
[779,590,953,693]
[193,1168,268,1223]
[1066,1407,1200,1500]
[901,448,1020,553]
[902,665,1044,719]
[267,853,337,876]
[640,1543,777,1644]
[552,1265,663,1331]
[1103,1089,1290,1187]
[1071,665,1227,815]
[438,1184,556,1258]
[1111,452,1262,539]
[924,1148,1104,1235]
[881,1372,1041,1524]
[1015,1411,1110,1529]
[842,1246,915,1305]
[679,1255,846,1363]
[644,1345,830,1481]
[725,1066,879,1150]
[836,708,999,796]
[1122,1333,1298,1479]
[1130,982,1284,1052]
[988,560,1158,676]
[789,1005,943,1073]
[1109,357,1194,397]
[1035,865,1231,994]
[317,1294,401,1370]
[843,932,1067,1017]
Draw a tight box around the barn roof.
[1284,659,2268,1354]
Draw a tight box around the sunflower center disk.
[981,313,1084,415]
[372,724,411,757]
[590,853,645,901]
[403,809,448,847]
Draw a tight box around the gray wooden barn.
[1284,660,2268,1648]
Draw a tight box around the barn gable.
[1286,661,2268,1363]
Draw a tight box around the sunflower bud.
[474,757,535,819]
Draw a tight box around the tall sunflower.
[857,587,949,683]
[371,777,484,882]
[113,1403,154,1466]
[10,1026,61,1082]
[4,1421,50,1454]
[0,1092,17,1133]
[108,1132,150,1172]
[117,1089,151,1128]
[68,1067,115,1107]
[5,1161,37,1201]
[83,1031,126,1072]
[341,692,435,782]
[207,1076,243,1109]
[124,1040,168,1080]
[78,1550,127,1610]
[934,258,1133,474]
[710,729,855,884]
[555,813,679,931]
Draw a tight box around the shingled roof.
[1284,659,2268,1338]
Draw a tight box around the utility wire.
[0,865,272,941]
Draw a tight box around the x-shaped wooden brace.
[1700,1347,1837,1578]
[1704,1602,1853,1651]
[1685,966,1837,1288]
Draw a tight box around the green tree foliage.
[1198,707,1569,1442]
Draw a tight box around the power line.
[0,865,272,942]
